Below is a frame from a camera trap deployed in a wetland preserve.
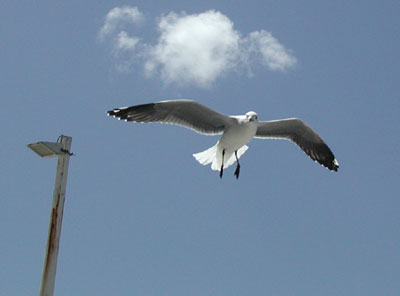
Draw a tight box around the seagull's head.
[245,111,258,122]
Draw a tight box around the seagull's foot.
[234,163,240,179]
[234,150,240,179]
[220,149,225,179]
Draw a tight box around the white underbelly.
[219,122,257,151]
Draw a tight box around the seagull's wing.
[255,118,339,171]
[107,100,235,135]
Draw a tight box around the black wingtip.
[107,108,121,117]
[330,159,339,172]
[106,103,157,121]
[321,155,339,172]
[106,110,114,116]
[303,142,339,172]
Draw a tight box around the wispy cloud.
[98,6,144,40]
[98,7,297,88]
[113,31,140,53]
[242,30,297,72]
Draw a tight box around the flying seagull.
[107,100,339,178]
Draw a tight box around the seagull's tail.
[193,143,219,169]
[193,142,249,171]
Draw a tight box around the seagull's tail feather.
[193,143,249,171]
[193,144,218,169]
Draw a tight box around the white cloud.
[99,7,297,88]
[110,31,141,73]
[114,31,140,53]
[98,6,143,40]
[145,10,240,87]
[243,30,297,71]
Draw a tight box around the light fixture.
[27,141,65,157]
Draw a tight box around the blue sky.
[1,1,399,295]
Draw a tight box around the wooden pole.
[39,136,72,296]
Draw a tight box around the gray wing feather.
[107,100,234,135]
[256,118,339,171]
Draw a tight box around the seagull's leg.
[220,149,225,178]
[234,150,241,179]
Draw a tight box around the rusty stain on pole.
[38,135,72,296]
[41,198,60,289]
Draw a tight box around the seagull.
[107,100,339,178]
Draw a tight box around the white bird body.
[220,113,258,150]
[107,100,339,178]
[193,112,258,172]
